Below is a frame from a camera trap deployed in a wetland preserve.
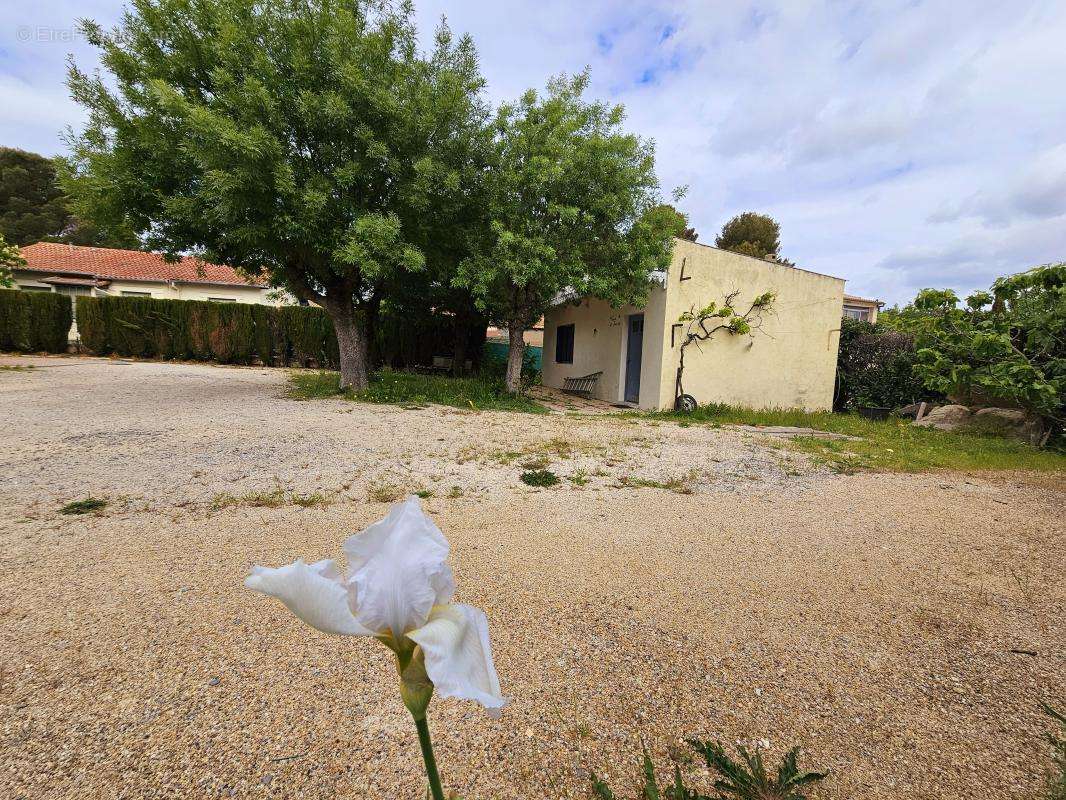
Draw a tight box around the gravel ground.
[1,356,1063,799]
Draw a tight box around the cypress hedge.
[0,289,73,353]
[74,295,338,367]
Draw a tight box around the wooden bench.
[562,371,602,397]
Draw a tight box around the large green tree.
[0,146,138,248]
[62,0,485,390]
[456,72,682,392]
[0,148,68,246]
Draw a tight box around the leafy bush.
[0,289,72,353]
[909,288,1058,415]
[75,295,337,367]
[843,331,927,409]
[592,739,827,800]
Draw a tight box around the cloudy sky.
[2,1,1065,304]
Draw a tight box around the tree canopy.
[455,71,682,390]
[0,146,138,248]
[62,0,486,390]
[715,212,786,261]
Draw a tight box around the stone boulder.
[912,404,973,431]
[972,407,1047,446]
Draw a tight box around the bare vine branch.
[674,289,776,408]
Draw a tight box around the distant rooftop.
[18,242,267,288]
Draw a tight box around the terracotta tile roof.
[18,242,267,288]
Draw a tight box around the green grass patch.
[59,497,108,515]
[643,404,1066,473]
[287,369,547,413]
[0,364,35,372]
[521,469,560,487]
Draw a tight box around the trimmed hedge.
[0,289,73,353]
[75,295,339,367]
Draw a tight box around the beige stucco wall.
[541,240,845,412]
[656,240,844,411]
[542,290,667,407]
[12,272,274,304]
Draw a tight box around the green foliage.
[60,497,108,515]
[75,295,335,366]
[715,212,784,261]
[287,369,548,413]
[457,70,679,389]
[61,0,489,389]
[0,232,23,287]
[0,289,72,353]
[0,146,137,247]
[1045,703,1066,800]
[905,287,1059,416]
[841,328,927,409]
[689,740,828,800]
[520,469,560,487]
[0,147,70,245]
[592,739,827,800]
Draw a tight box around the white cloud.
[4,0,1066,304]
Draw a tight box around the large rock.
[972,407,1047,446]
[912,404,973,431]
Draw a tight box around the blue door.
[624,314,644,403]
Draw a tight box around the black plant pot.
[857,406,891,421]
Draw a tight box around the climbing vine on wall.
[673,289,776,410]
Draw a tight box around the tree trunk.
[504,324,526,394]
[365,293,381,371]
[331,308,370,392]
[452,324,469,377]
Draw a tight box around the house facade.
[14,243,276,305]
[541,239,846,412]
[842,294,883,323]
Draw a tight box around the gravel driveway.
[1,356,1063,799]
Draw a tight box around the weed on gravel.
[521,469,560,487]
[619,470,698,494]
[1045,703,1066,800]
[59,497,108,515]
[367,481,404,503]
[592,739,827,800]
[211,488,286,510]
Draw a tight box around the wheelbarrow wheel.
[674,394,697,413]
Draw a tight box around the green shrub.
[75,295,336,366]
[251,304,280,365]
[844,331,928,409]
[0,289,72,353]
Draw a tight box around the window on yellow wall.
[208,297,237,302]
[121,290,151,297]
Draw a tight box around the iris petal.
[244,558,370,636]
[343,496,455,637]
[409,603,508,717]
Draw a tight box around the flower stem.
[414,714,445,800]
